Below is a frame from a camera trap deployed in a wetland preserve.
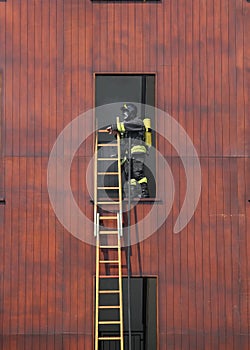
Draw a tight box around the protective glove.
[106,125,118,135]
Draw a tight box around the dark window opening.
[97,277,157,350]
[95,74,156,199]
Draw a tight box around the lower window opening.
[97,276,157,350]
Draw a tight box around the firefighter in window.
[107,103,151,199]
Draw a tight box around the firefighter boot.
[139,183,150,198]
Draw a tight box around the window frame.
[93,275,159,350]
[93,72,158,199]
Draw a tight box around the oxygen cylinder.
[143,118,152,147]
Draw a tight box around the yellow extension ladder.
[94,125,124,350]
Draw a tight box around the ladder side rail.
[116,129,123,238]
[117,213,124,350]
[94,133,98,236]
[116,121,123,208]
[116,124,124,350]
[94,132,101,349]
[95,212,100,350]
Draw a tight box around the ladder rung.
[98,187,119,189]
[99,305,121,309]
[99,290,120,294]
[100,216,117,219]
[97,129,108,133]
[99,275,119,278]
[100,245,119,249]
[98,336,122,340]
[100,260,119,264]
[98,158,118,161]
[98,143,118,146]
[98,172,119,175]
[99,321,121,324]
[97,202,120,205]
[99,230,118,234]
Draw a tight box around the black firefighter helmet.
[120,103,137,121]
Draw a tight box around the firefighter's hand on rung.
[106,126,112,134]
[106,126,117,135]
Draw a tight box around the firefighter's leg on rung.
[123,159,138,198]
[132,156,150,198]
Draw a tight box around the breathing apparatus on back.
[143,117,152,148]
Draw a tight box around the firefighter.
[107,103,150,198]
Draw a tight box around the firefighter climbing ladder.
[94,122,124,350]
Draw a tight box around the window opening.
[95,74,156,199]
[97,277,157,350]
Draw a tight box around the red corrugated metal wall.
[0,0,250,349]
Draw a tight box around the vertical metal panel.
[0,71,4,199]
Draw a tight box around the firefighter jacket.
[111,117,147,155]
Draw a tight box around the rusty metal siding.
[0,0,249,349]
